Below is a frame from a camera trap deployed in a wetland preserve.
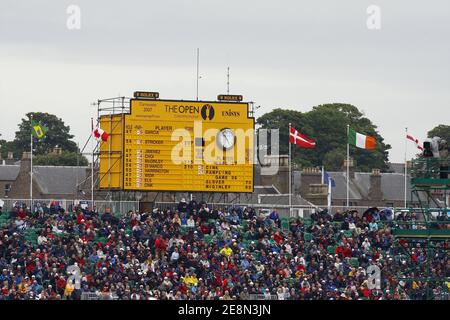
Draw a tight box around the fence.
[153,202,403,218]
[154,201,320,218]
[0,199,139,214]
[81,292,118,300]
[248,294,278,300]
[2,198,440,220]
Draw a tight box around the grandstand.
[1,193,448,300]
[390,158,449,299]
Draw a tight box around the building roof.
[253,186,280,195]
[0,165,20,181]
[328,172,413,201]
[33,166,88,195]
[0,164,88,195]
[257,194,314,206]
[388,163,406,174]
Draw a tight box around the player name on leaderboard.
[112,98,254,193]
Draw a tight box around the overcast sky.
[1,0,449,162]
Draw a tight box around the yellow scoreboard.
[99,99,254,193]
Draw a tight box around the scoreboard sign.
[99,99,254,193]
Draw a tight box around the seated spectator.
[187,216,195,228]
[0,201,446,301]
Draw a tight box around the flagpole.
[404,127,408,208]
[91,118,94,209]
[196,48,200,101]
[289,123,292,210]
[321,165,324,184]
[30,114,33,206]
[328,178,332,212]
[346,124,350,209]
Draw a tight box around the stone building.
[0,152,418,210]
[0,152,89,200]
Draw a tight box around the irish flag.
[348,128,376,150]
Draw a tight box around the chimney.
[20,152,32,173]
[343,158,355,179]
[369,168,383,200]
[5,152,15,165]
[53,146,62,155]
[260,155,290,193]
[305,183,328,206]
[262,154,288,167]
[300,167,322,197]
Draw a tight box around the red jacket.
[155,238,167,251]
[274,234,283,245]
[56,278,66,290]
[200,224,209,234]
[362,287,371,298]
[19,211,26,220]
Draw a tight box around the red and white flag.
[93,126,109,142]
[289,126,316,148]
[407,134,423,151]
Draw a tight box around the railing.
[153,202,399,218]
[81,292,100,300]
[248,294,278,300]
[81,291,118,300]
[411,158,450,180]
[2,199,445,223]
[0,199,139,214]
[154,201,321,218]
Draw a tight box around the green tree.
[0,140,18,160]
[427,125,450,142]
[33,152,89,166]
[257,103,391,171]
[11,112,78,158]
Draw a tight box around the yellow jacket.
[64,282,75,296]
[18,282,28,294]
[183,275,198,287]
[220,247,233,257]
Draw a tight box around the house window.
[4,184,11,197]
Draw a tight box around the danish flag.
[406,134,423,151]
[289,126,316,148]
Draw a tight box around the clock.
[216,128,235,150]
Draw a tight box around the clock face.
[217,128,235,150]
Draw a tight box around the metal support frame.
[392,158,450,300]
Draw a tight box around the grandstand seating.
[2,205,447,300]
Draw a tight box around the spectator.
[0,201,446,301]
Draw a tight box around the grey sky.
[1,0,449,162]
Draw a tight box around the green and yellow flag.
[31,120,48,139]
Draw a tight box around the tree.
[10,112,78,158]
[0,140,18,160]
[427,125,450,142]
[33,152,89,166]
[256,103,391,171]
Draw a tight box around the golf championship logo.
[200,104,215,120]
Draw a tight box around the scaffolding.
[391,158,449,300]
[90,97,258,204]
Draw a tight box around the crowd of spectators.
[0,198,448,300]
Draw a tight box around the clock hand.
[223,134,230,145]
